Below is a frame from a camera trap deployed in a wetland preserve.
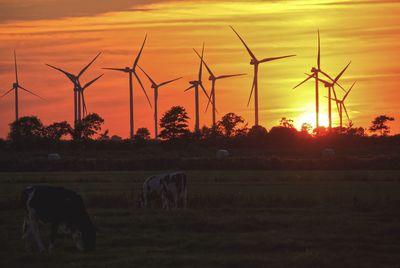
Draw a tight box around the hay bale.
[216,149,230,160]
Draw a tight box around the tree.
[44,121,72,141]
[217,112,246,137]
[247,125,268,139]
[135,127,151,140]
[369,115,395,136]
[159,106,190,140]
[8,116,44,143]
[280,117,295,128]
[98,130,110,141]
[301,123,313,133]
[74,113,105,140]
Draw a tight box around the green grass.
[1,170,400,267]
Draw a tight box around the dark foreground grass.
[1,170,400,267]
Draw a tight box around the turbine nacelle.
[311,67,318,73]
[13,82,18,88]
[124,67,131,72]
[250,59,257,65]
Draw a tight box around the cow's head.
[72,216,96,251]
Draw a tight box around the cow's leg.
[29,210,46,253]
[162,192,169,210]
[48,224,58,254]
[22,213,34,253]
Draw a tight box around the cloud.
[0,0,156,23]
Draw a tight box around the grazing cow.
[21,186,96,253]
[140,172,187,209]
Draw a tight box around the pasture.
[1,170,400,267]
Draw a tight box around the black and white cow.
[140,172,187,209]
[21,186,96,253]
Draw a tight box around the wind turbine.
[1,51,46,121]
[230,26,295,127]
[193,49,245,128]
[305,61,351,129]
[103,34,152,139]
[46,52,102,127]
[138,66,182,139]
[327,81,356,131]
[293,30,347,129]
[184,43,212,133]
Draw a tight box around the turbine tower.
[327,82,356,131]
[193,49,245,128]
[305,62,351,129]
[1,51,46,121]
[185,43,212,133]
[138,66,182,139]
[230,26,295,127]
[103,34,152,139]
[46,52,102,128]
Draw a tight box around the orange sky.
[0,0,399,138]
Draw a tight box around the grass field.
[1,170,400,267]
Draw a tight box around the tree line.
[1,105,397,150]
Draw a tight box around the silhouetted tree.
[8,116,44,143]
[159,106,190,140]
[135,127,151,140]
[280,117,295,128]
[247,125,268,139]
[43,121,72,141]
[369,115,395,136]
[301,123,313,133]
[313,126,328,137]
[98,130,110,141]
[217,112,246,137]
[73,113,105,140]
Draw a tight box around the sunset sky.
[0,0,399,138]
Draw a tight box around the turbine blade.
[46,64,76,83]
[334,61,351,82]
[133,34,147,69]
[198,42,205,81]
[293,73,315,89]
[259,55,296,63]
[159,77,182,87]
[14,50,18,84]
[317,29,321,69]
[1,87,14,98]
[343,81,356,101]
[343,103,350,121]
[229,26,257,60]
[216,73,246,80]
[83,74,104,90]
[184,85,195,92]
[78,52,102,78]
[134,71,152,108]
[18,85,47,101]
[193,48,214,78]
[137,65,156,85]
[324,96,341,103]
[81,91,87,116]
[102,67,127,72]
[205,87,213,112]
[331,86,340,113]
[247,76,256,107]
[199,83,212,105]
